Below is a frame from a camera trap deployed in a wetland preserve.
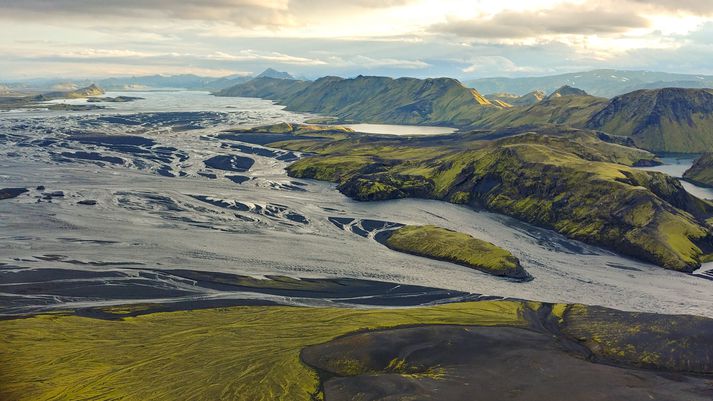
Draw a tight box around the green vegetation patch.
[384,225,529,280]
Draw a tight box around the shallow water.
[2,91,713,317]
[635,155,713,200]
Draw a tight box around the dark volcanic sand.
[302,325,713,401]
[0,187,28,200]
[0,267,475,316]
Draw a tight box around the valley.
[2,88,713,401]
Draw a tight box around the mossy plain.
[3,300,713,401]
[0,301,527,401]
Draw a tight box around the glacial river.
[1,91,713,317]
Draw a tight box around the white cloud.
[205,50,327,65]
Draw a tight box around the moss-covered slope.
[586,88,713,153]
[683,153,713,187]
[217,75,502,127]
[382,225,529,280]
[235,123,713,272]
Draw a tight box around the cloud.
[461,56,542,74]
[630,0,713,14]
[345,55,430,69]
[5,47,328,66]
[0,0,414,27]
[0,0,288,27]
[206,50,327,65]
[432,4,650,39]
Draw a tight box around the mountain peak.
[256,68,295,80]
[546,85,589,99]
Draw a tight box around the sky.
[1,0,713,80]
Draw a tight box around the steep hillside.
[473,86,608,129]
[226,123,713,272]
[217,75,502,127]
[467,69,713,98]
[586,88,713,153]
[683,153,713,187]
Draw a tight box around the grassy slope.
[0,301,527,401]
[2,301,713,401]
[249,124,713,271]
[683,153,713,187]
[384,225,529,280]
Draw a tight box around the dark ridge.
[204,155,255,172]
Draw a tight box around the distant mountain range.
[218,73,713,153]
[466,69,713,98]
[5,67,713,153]
[5,68,712,98]
[0,68,295,93]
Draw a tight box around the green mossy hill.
[245,123,713,272]
[217,75,502,127]
[472,87,608,129]
[2,300,713,400]
[586,88,713,153]
[383,225,529,280]
[683,153,713,187]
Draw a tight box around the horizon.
[4,66,713,84]
[2,0,713,80]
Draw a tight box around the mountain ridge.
[217,75,502,127]
[466,69,713,98]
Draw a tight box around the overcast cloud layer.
[1,0,712,80]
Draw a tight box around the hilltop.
[217,75,503,126]
[255,68,295,80]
